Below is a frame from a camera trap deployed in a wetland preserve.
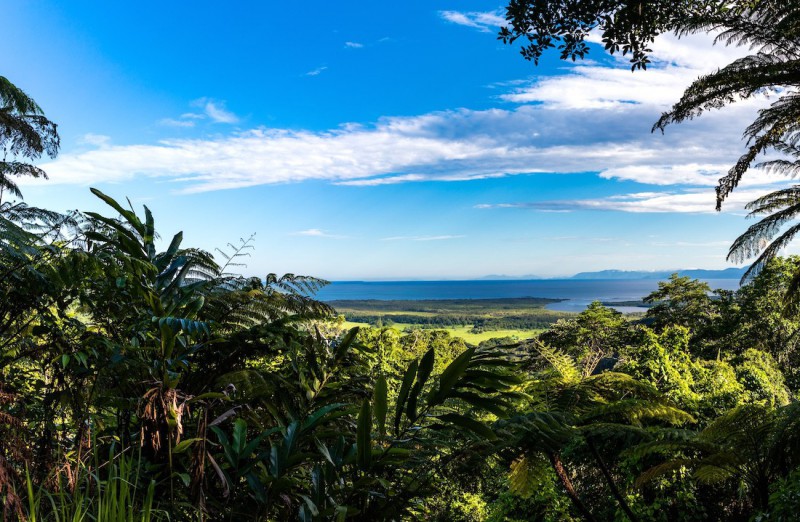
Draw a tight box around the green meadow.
[331,297,572,343]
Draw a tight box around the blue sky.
[2,1,786,279]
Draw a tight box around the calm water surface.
[316,279,742,313]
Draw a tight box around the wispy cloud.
[204,102,238,124]
[192,98,239,124]
[476,188,769,214]
[305,66,328,76]
[439,10,506,32]
[381,235,465,241]
[159,118,196,128]
[344,41,363,49]
[500,33,750,108]
[35,101,775,194]
[160,100,239,127]
[291,228,347,239]
[79,133,111,147]
[650,240,732,248]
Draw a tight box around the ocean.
[315,279,742,313]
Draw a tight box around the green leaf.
[450,390,508,417]
[299,495,320,517]
[407,348,435,422]
[437,413,497,440]
[301,403,350,433]
[374,375,388,437]
[394,359,418,434]
[172,438,202,454]
[143,205,155,254]
[232,418,248,456]
[335,327,359,362]
[357,399,372,470]
[432,346,475,404]
[90,188,144,235]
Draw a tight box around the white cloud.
[344,41,363,49]
[32,29,786,210]
[501,33,752,109]
[650,240,732,248]
[159,118,196,128]
[337,174,427,186]
[475,187,770,214]
[200,100,239,124]
[599,163,790,188]
[33,102,783,193]
[305,66,328,76]
[439,10,506,33]
[161,101,238,127]
[291,228,347,239]
[381,235,465,241]
[79,133,111,147]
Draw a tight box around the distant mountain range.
[568,268,747,280]
[481,267,747,281]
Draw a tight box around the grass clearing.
[341,321,543,344]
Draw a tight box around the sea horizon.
[316,278,742,313]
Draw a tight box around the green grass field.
[330,297,573,338]
[341,321,545,345]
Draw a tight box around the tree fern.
[650,1,800,209]
[635,402,800,509]
[0,76,59,203]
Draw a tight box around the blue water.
[316,279,742,313]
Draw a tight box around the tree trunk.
[549,452,598,522]
[587,438,639,522]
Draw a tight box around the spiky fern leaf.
[580,399,694,427]
[633,402,800,505]
[508,453,551,499]
[634,460,693,489]
[525,340,580,384]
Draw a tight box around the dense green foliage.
[4,175,799,520]
[0,185,528,520]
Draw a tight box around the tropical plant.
[634,402,800,512]
[497,340,693,522]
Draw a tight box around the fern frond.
[525,340,580,384]
[508,453,551,498]
[635,459,692,488]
